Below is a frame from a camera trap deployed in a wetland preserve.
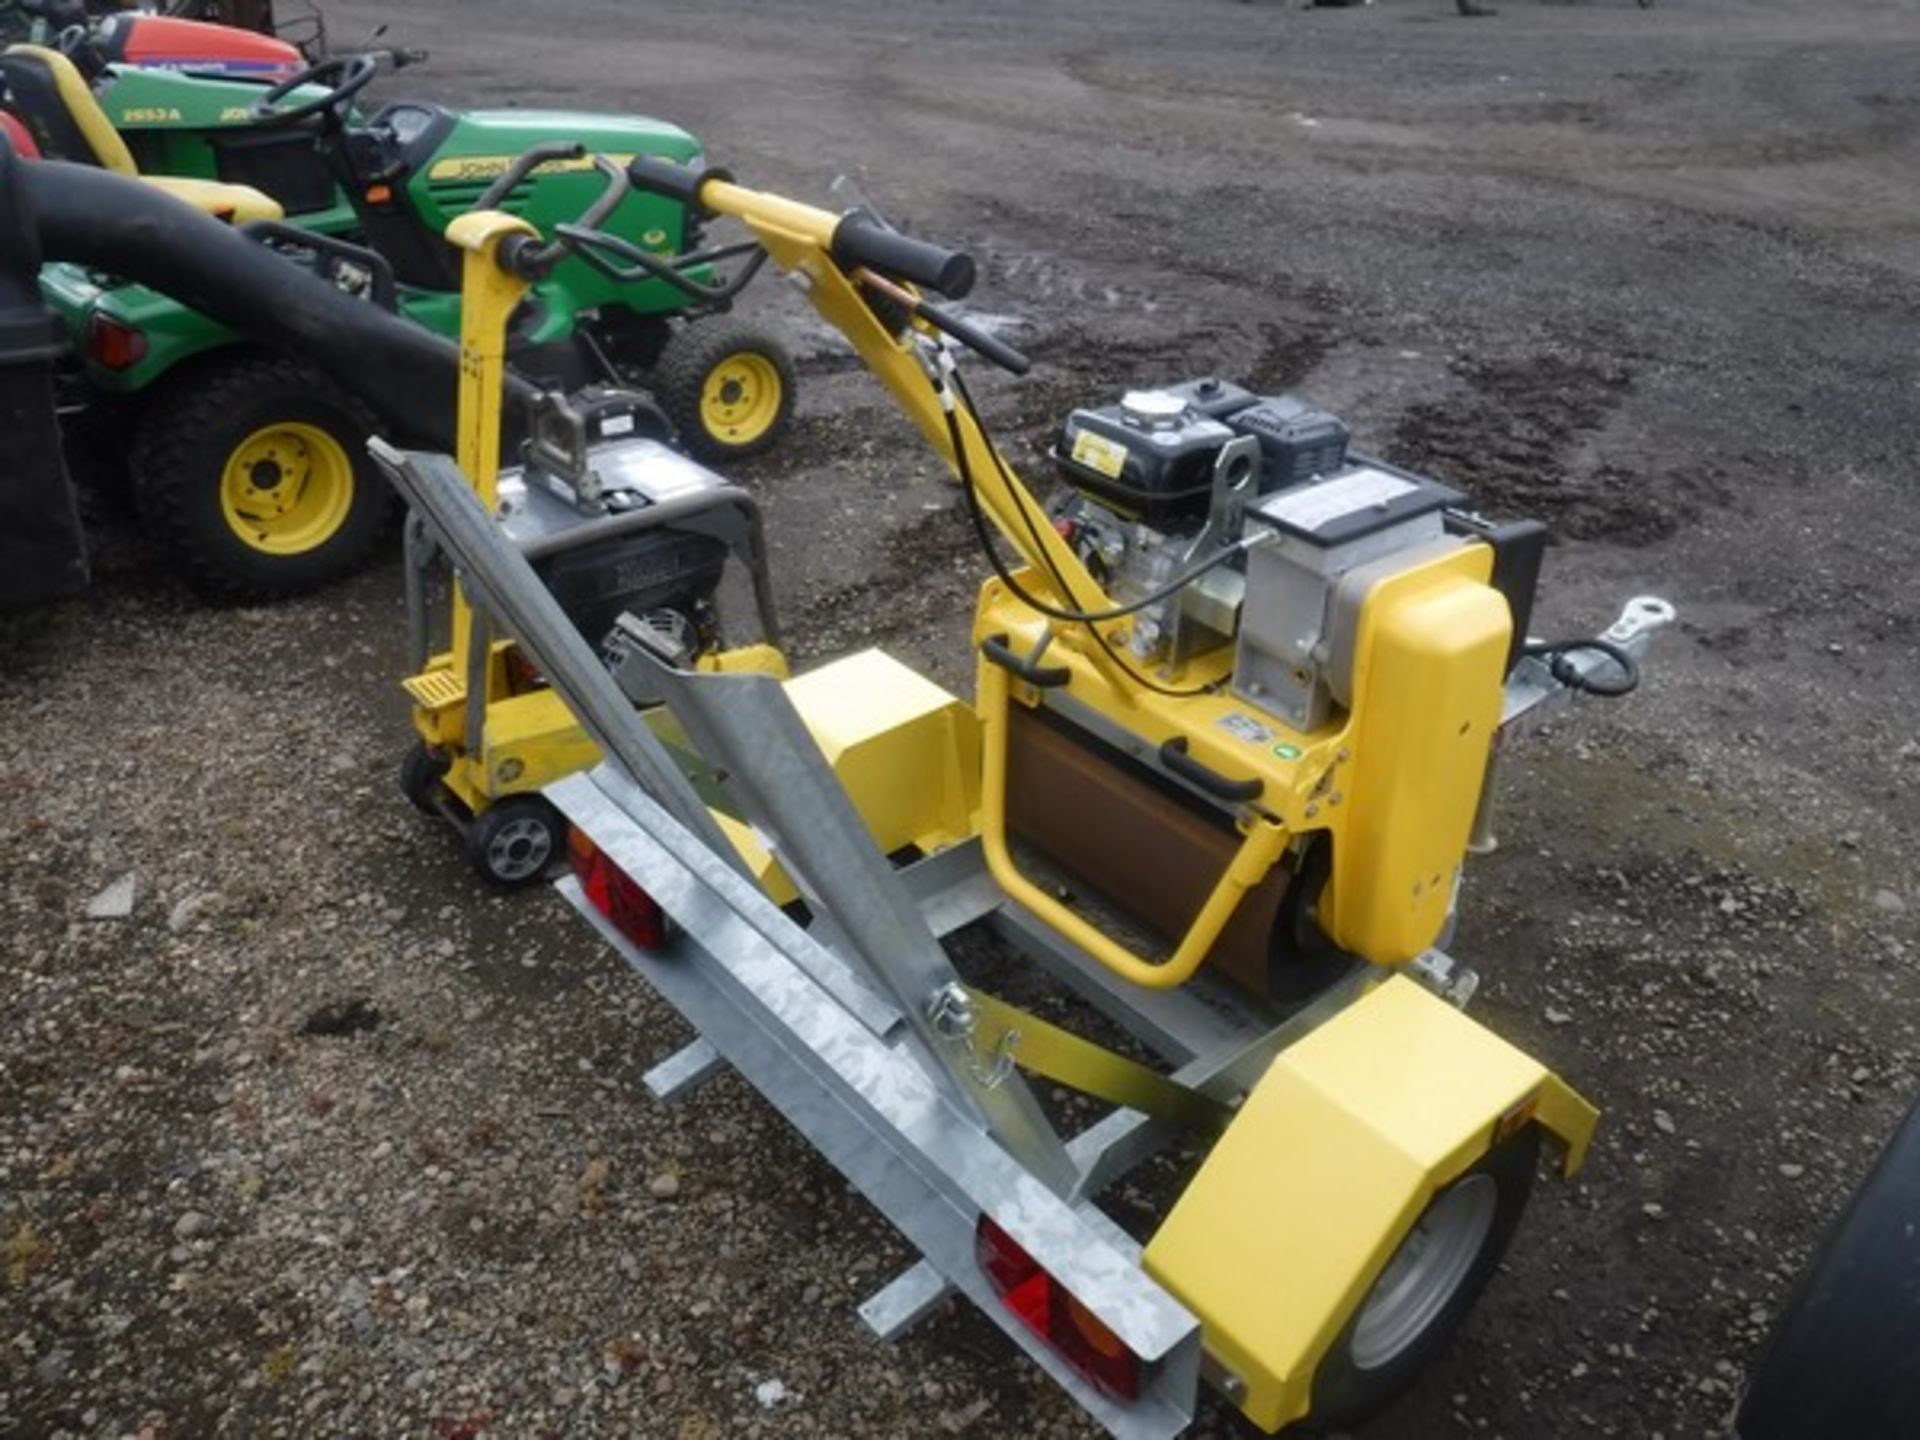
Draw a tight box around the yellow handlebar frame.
[688,177,1117,628]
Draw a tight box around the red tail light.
[86,313,148,371]
[1,111,40,161]
[976,1215,1142,1401]
[567,827,671,951]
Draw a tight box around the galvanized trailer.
[371,158,1675,1437]
[374,434,1669,1439]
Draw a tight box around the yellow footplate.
[1141,976,1597,1432]
[402,667,465,710]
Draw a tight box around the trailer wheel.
[130,354,392,601]
[652,318,795,462]
[465,794,565,889]
[1311,1126,1539,1427]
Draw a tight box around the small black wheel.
[129,353,392,601]
[650,317,796,462]
[399,740,449,815]
[1311,1127,1540,1427]
[464,794,565,890]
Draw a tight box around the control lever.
[980,633,1069,689]
[856,268,1030,376]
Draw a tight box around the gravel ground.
[7,0,1920,1436]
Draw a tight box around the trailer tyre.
[1311,1126,1539,1427]
[130,354,392,601]
[652,317,795,462]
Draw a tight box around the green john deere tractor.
[6,44,794,598]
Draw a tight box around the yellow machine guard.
[1324,545,1510,964]
[711,649,985,905]
[1142,977,1597,1432]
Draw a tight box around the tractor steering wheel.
[52,23,109,82]
[249,54,379,129]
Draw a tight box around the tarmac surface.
[6,1,1920,1436]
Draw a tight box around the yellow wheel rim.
[697,351,783,447]
[218,421,355,556]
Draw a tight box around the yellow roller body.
[1142,977,1597,1432]
[1324,544,1510,963]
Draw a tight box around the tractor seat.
[0,44,283,224]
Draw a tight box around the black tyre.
[129,353,393,601]
[650,317,796,462]
[1311,1127,1539,1427]
[399,740,450,815]
[464,794,565,890]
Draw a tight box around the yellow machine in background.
[398,154,786,886]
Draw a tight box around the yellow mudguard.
[1143,976,1596,1432]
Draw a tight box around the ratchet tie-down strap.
[954,986,1235,1134]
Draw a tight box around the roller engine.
[1050,376,1540,714]
[1019,376,1552,1000]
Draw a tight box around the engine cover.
[1235,461,1464,732]
[1053,377,1351,527]
[1054,388,1237,527]
[498,433,734,648]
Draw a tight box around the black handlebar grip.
[626,156,732,216]
[981,634,1070,689]
[1159,737,1263,803]
[831,211,975,300]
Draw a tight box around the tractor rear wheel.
[652,317,795,463]
[130,353,392,601]
[1310,1126,1539,1426]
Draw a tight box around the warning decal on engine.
[1217,711,1274,746]
[1070,430,1129,480]
[1261,465,1418,533]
